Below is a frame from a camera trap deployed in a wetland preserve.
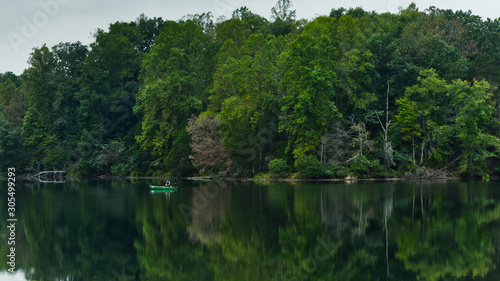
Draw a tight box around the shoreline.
[5,174,499,182]
[127,176,462,182]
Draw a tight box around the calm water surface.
[1,180,500,280]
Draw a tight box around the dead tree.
[376,81,394,170]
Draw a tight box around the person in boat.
[165,181,171,187]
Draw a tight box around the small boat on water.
[149,185,177,191]
[150,189,176,194]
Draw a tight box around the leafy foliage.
[294,154,325,179]
[1,1,500,178]
[268,158,290,177]
[280,32,340,158]
[349,155,386,178]
[396,69,500,177]
[164,129,197,177]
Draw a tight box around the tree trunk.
[376,81,392,170]
[259,149,262,172]
[360,128,363,156]
[420,120,425,166]
[412,137,415,165]
[420,141,425,166]
[320,142,324,163]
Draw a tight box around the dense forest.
[1,0,499,179]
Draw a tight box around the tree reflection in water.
[1,180,499,281]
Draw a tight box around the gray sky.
[1,0,498,75]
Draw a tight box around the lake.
[1,179,500,280]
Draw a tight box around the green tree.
[135,20,213,166]
[269,0,297,36]
[447,79,500,177]
[51,42,88,155]
[397,69,500,176]
[77,21,142,140]
[217,34,283,174]
[0,79,29,170]
[232,7,269,34]
[336,48,377,115]
[395,95,422,163]
[0,72,21,87]
[398,9,471,81]
[21,45,60,169]
[0,110,28,170]
[0,78,17,107]
[294,154,324,178]
[164,128,197,176]
[280,32,340,159]
[397,69,451,166]
[130,14,165,53]
[268,158,290,177]
[75,18,163,174]
[214,18,252,47]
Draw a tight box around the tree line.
[1,1,499,179]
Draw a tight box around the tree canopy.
[1,2,499,178]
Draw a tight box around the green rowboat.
[150,189,176,194]
[149,185,177,191]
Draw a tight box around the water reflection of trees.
[395,183,500,281]
[4,181,140,281]
[135,182,213,280]
[187,182,231,244]
[5,181,500,280]
[132,181,500,280]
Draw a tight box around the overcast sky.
[0,0,497,75]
